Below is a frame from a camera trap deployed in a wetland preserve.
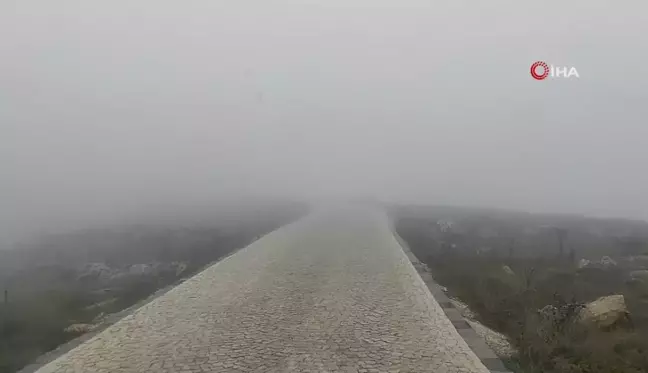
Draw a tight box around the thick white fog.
[2,0,648,243]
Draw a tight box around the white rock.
[129,263,153,275]
[449,298,515,358]
[579,294,629,328]
[467,320,516,358]
[629,270,648,282]
[64,323,95,334]
[599,256,617,268]
[502,265,515,276]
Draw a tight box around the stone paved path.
[35,208,490,373]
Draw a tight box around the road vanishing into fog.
[33,208,491,373]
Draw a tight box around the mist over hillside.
[2,0,648,246]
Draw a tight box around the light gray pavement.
[35,208,490,373]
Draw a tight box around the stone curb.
[390,227,513,373]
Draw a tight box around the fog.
[2,0,647,244]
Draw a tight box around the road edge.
[388,218,513,373]
[16,218,300,373]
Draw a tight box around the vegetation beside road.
[0,203,306,373]
[393,205,648,373]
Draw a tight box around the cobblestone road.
[35,208,490,373]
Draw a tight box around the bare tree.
[553,228,568,258]
[523,266,536,290]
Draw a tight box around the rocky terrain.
[392,205,648,373]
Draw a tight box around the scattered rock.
[450,298,476,319]
[627,270,648,289]
[629,270,648,282]
[77,261,189,282]
[436,220,454,233]
[467,320,516,358]
[84,298,117,311]
[77,263,114,281]
[64,323,95,334]
[502,265,515,276]
[579,294,630,329]
[626,255,648,265]
[174,262,188,276]
[413,262,430,273]
[450,298,515,358]
[92,312,106,323]
[600,256,617,268]
[128,263,153,276]
[578,256,618,270]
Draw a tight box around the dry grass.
[395,217,648,373]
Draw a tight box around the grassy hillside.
[392,205,648,373]
[0,203,307,373]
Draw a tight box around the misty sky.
[2,0,648,243]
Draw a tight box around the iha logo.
[530,61,580,80]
